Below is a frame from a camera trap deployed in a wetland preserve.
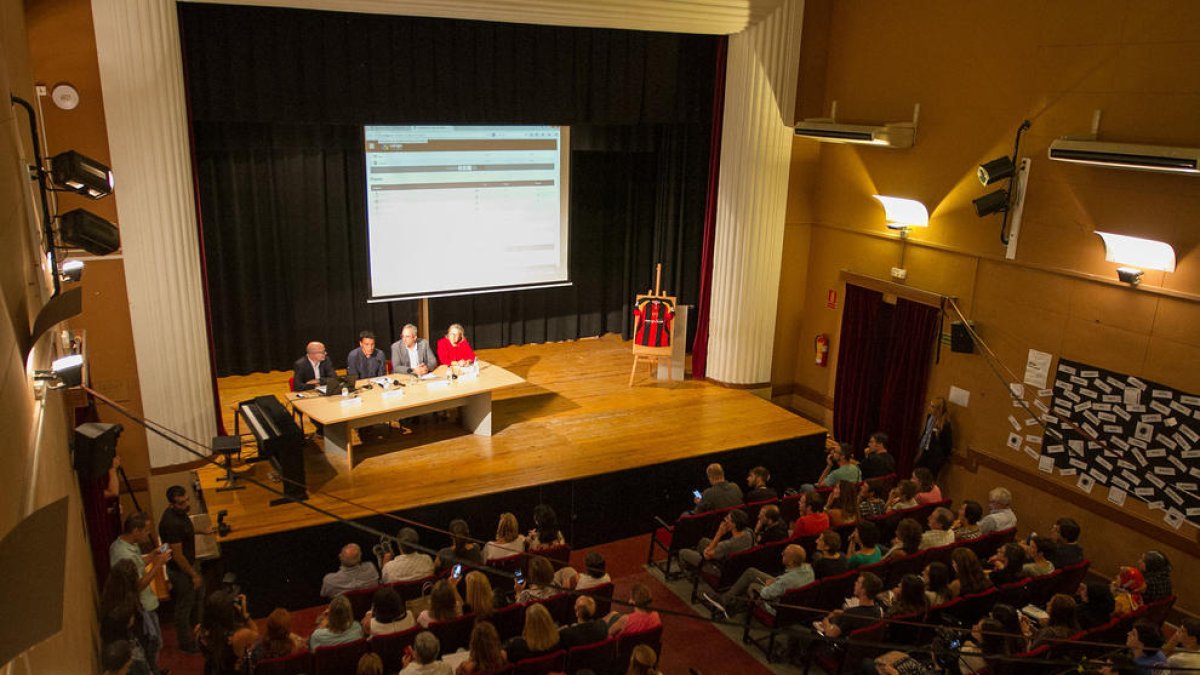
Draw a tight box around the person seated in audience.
[1020,536,1057,578]
[912,467,943,505]
[816,443,862,487]
[505,603,561,663]
[885,480,919,511]
[920,507,956,550]
[528,504,566,550]
[857,478,888,519]
[988,543,1028,586]
[754,504,789,544]
[293,341,335,391]
[606,583,662,636]
[102,640,134,675]
[347,330,388,380]
[321,543,379,598]
[382,527,436,583]
[1047,517,1083,568]
[958,617,1011,674]
[859,432,895,479]
[846,521,883,569]
[358,653,384,675]
[1124,621,1167,675]
[436,519,484,570]
[418,579,463,628]
[482,512,526,561]
[678,509,753,574]
[886,574,930,618]
[988,604,1027,655]
[1163,617,1200,675]
[1075,581,1116,630]
[744,465,778,503]
[391,323,439,377]
[948,548,993,598]
[815,572,885,639]
[200,589,260,674]
[693,463,743,513]
[1139,550,1173,602]
[978,487,1017,534]
[792,491,831,538]
[812,530,849,578]
[456,621,508,675]
[951,500,985,541]
[558,596,608,649]
[923,561,954,605]
[554,550,611,591]
[826,480,861,527]
[706,544,813,618]
[516,556,559,604]
[99,559,154,674]
[1112,565,1145,616]
[437,323,476,368]
[362,586,414,637]
[882,519,923,562]
[309,594,362,650]
[401,631,454,675]
[254,608,306,661]
[626,644,663,675]
[1024,593,1077,650]
[461,571,501,621]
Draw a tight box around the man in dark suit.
[292,341,335,391]
[390,323,438,375]
[558,596,608,649]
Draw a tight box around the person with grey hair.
[321,543,379,598]
[400,631,453,674]
[381,527,435,583]
[390,324,438,376]
[920,507,956,549]
[436,323,476,367]
[978,486,1016,534]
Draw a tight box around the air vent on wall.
[1048,138,1199,174]
[794,102,919,149]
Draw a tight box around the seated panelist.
[389,323,438,376]
[293,341,335,391]
[346,330,387,381]
[436,323,476,367]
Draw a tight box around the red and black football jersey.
[633,298,675,347]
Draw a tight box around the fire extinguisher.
[815,334,829,367]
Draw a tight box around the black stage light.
[50,150,114,199]
[973,189,1009,217]
[59,208,120,255]
[977,156,1015,186]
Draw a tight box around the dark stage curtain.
[179,5,718,375]
[877,299,942,478]
[832,285,888,454]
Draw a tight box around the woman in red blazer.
[437,323,476,367]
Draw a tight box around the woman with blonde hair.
[437,323,476,367]
[356,652,384,675]
[915,396,952,477]
[504,604,560,663]
[483,512,526,561]
[456,621,509,675]
[309,595,362,650]
[626,644,662,675]
[463,571,498,621]
[417,579,463,627]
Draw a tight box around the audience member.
[108,512,168,673]
[912,467,943,505]
[920,507,955,549]
[505,603,561,663]
[708,544,813,617]
[310,594,363,650]
[846,521,883,569]
[554,550,611,591]
[419,579,463,627]
[860,432,895,479]
[923,561,954,605]
[102,640,134,675]
[812,530,848,579]
[826,480,861,527]
[462,571,500,620]
[857,478,888,519]
[915,396,953,477]
[883,518,923,562]
[817,443,862,487]
[456,621,508,675]
[978,487,1017,534]
[515,556,559,604]
[1047,517,1084,568]
[363,586,415,637]
[1113,566,1146,615]
[436,519,484,570]
[401,631,454,675]
[528,504,566,550]
[255,608,306,661]
[754,504,789,544]
[606,583,662,636]
[200,589,260,675]
[885,480,919,511]
[358,653,385,675]
[1021,536,1056,578]
[482,512,526,561]
[381,527,436,583]
[1140,550,1173,602]
[948,548,993,598]
[815,572,885,639]
[1026,594,1077,650]
[958,617,1010,674]
[99,560,152,675]
[791,491,831,538]
[951,500,985,540]
[888,574,930,618]
[1076,582,1116,630]
[347,331,387,380]
[678,509,753,574]
[1163,617,1200,675]
[988,604,1026,655]
[626,644,662,675]
[988,543,1028,586]
[1125,621,1167,675]
[321,542,380,598]
[744,465,778,503]
[558,596,608,649]
[693,463,743,513]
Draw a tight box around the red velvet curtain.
[878,298,942,478]
[832,285,887,455]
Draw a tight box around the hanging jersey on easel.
[633,297,675,348]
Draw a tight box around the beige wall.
[1,0,99,670]
[776,0,1200,610]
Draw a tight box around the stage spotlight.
[34,353,85,389]
[973,189,1009,217]
[59,209,120,255]
[1116,267,1144,286]
[60,259,84,283]
[977,156,1015,186]
[50,150,114,199]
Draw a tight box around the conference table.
[288,361,525,467]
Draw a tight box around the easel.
[630,263,676,386]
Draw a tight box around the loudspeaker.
[74,422,123,481]
[950,321,975,354]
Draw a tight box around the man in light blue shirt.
[109,512,170,674]
[978,486,1017,534]
[705,544,814,617]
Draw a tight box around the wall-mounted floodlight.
[34,354,85,389]
[50,150,114,200]
[978,156,1016,185]
[60,259,84,283]
[873,196,929,231]
[59,209,120,256]
[1095,231,1176,286]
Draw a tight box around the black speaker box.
[74,422,123,481]
[950,321,975,354]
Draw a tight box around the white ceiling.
[179,0,784,35]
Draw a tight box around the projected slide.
[364,125,570,301]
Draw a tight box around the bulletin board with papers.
[1041,358,1200,531]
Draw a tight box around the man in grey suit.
[390,323,438,375]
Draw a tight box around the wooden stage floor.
[202,335,825,542]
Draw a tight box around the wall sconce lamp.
[59,259,84,283]
[1095,231,1176,286]
[33,354,85,389]
[873,195,928,234]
